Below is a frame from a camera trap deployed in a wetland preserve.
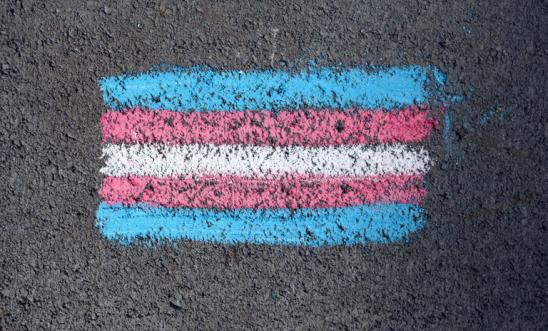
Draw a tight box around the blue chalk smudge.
[432,70,461,156]
[480,109,495,124]
[500,107,513,119]
[480,107,512,125]
[96,203,426,246]
[431,68,463,106]
[443,109,453,157]
[433,67,447,85]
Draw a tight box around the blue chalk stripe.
[99,66,439,111]
[96,203,425,246]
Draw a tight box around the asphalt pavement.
[1,0,547,329]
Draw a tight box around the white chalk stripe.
[100,143,432,177]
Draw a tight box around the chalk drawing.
[96,65,456,245]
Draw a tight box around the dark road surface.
[1,0,547,329]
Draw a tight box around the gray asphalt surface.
[1,0,547,329]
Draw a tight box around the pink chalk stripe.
[100,106,437,146]
[100,174,425,209]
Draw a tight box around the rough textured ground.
[1,0,547,329]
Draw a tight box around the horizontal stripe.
[96,203,425,245]
[99,66,440,111]
[100,106,437,146]
[100,174,425,209]
[100,143,431,177]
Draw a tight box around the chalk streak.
[100,106,437,146]
[100,143,432,178]
[100,174,426,209]
[99,66,433,111]
[96,202,426,245]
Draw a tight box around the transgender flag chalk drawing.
[96,66,449,246]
